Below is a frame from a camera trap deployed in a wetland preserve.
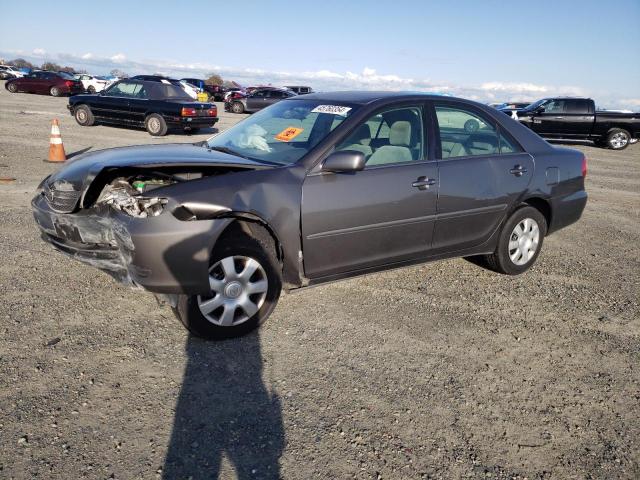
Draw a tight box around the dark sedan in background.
[32,91,587,340]
[5,70,84,97]
[68,79,218,136]
[225,86,296,113]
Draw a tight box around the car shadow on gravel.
[163,333,284,479]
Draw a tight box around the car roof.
[289,90,454,104]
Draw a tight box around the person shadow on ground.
[163,333,284,479]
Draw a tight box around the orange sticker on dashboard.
[275,127,304,142]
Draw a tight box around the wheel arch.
[521,196,552,233]
[215,212,284,264]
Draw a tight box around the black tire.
[50,86,61,97]
[464,119,480,133]
[74,104,95,126]
[87,85,96,94]
[7,82,18,93]
[173,235,282,340]
[231,101,244,114]
[606,128,631,150]
[479,206,547,275]
[145,114,168,136]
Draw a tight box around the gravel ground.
[0,84,638,480]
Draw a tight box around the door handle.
[509,165,528,177]
[412,177,437,190]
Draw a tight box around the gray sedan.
[32,91,587,339]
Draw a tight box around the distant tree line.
[3,58,87,74]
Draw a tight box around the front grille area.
[43,184,81,213]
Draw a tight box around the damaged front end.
[32,164,242,294]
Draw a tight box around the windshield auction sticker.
[275,127,304,142]
[311,105,352,116]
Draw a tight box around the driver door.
[301,104,438,279]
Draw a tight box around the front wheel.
[7,82,18,93]
[480,206,547,275]
[145,114,168,136]
[606,128,630,150]
[173,236,281,340]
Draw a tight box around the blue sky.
[1,0,639,108]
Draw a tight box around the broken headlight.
[97,179,167,218]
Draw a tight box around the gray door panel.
[433,152,534,252]
[301,162,438,278]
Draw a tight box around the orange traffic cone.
[45,119,66,163]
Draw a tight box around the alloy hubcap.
[508,218,540,266]
[197,255,268,327]
[149,118,160,132]
[610,133,628,149]
[77,110,87,122]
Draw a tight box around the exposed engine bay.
[87,166,246,218]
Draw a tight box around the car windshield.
[58,72,75,80]
[206,100,357,165]
[524,99,547,111]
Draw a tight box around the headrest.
[389,121,411,146]
[352,124,371,145]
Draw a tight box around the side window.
[545,100,565,113]
[337,106,424,166]
[132,84,147,99]
[252,90,267,98]
[565,100,590,114]
[435,105,499,158]
[105,82,138,97]
[499,134,521,154]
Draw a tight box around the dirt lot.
[0,84,638,480]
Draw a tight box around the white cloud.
[1,48,637,110]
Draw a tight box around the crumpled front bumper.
[32,193,232,295]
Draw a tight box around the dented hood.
[45,143,271,193]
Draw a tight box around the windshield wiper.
[207,145,251,160]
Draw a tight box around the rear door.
[562,99,595,136]
[432,101,534,253]
[301,103,439,278]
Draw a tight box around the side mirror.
[322,150,366,173]
[535,106,545,113]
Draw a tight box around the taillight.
[181,107,197,117]
[581,156,588,177]
[65,80,73,87]
[207,107,217,117]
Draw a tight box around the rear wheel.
[7,82,18,93]
[74,105,95,126]
[479,206,547,275]
[174,236,281,340]
[87,85,96,94]
[231,101,244,114]
[606,128,630,150]
[145,114,168,136]
[50,86,61,97]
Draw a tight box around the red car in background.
[5,71,84,97]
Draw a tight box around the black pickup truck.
[500,97,639,150]
[68,79,218,136]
